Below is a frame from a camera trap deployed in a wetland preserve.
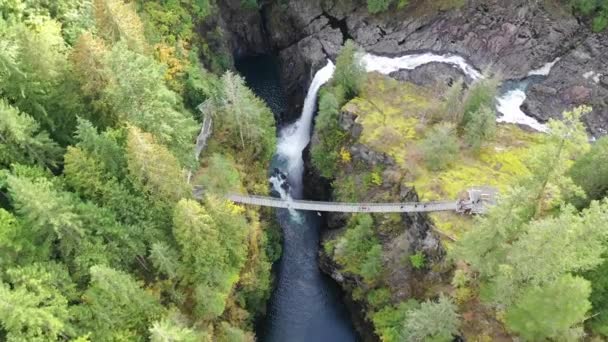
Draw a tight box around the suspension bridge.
[194,187,496,215]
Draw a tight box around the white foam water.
[494,58,562,132]
[275,60,335,197]
[496,88,548,132]
[528,58,560,76]
[362,53,482,80]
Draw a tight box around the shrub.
[371,300,420,342]
[572,0,608,32]
[461,78,498,129]
[367,0,393,13]
[367,288,392,309]
[403,295,460,342]
[420,123,459,171]
[340,147,352,163]
[370,171,383,186]
[569,136,608,207]
[332,40,366,99]
[464,104,496,153]
[409,252,426,269]
[366,0,409,13]
[451,269,470,288]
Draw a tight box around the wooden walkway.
[227,194,459,213]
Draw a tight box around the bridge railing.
[226,194,459,213]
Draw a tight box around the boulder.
[389,62,468,87]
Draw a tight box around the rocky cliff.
[218,0,607,132]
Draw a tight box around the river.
[236,55,359,342]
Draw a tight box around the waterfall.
[276,61,335,198]
[362,53,555,132]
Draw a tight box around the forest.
[0,0,279,340]
[1,0,608,341]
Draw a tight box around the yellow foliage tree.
[154,43,188,93]
[70,32,109,98]
[94,0,147,52]
[126,125,189,202]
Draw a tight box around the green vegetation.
[463,105,496,153]
[420,123,459,171]
[459,77,499,129]
[572,0,608,31]
[505,274,591,340]
[371,300,419,342]
[0,0,278,340]
[569,136,608,207]
[403,295,460,342]
[311,40,365,177]
[315,42,608,339]
[453,107,608,339]
[366,0,465,14]
[409,252,426,269]
[334,40,367,99]
[329,214,384,284]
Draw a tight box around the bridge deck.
[227,194,459,213]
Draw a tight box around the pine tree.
[69,32,115,128]
[209,71,276,161]
[126,126,190,203]
[150,311,209,342]
[463,104,496,153]
[172,197,250,319]
[0,263,74,342]
[402,295,460,342]
[6,175,83,261]
[420,123,459,171]
[505,275,591,341]
[93,0,146,52]
[333,40,366,99]
[0,101,62,168]
[104,44,198,165]
[72,265,164,341]
[0,18,83,144]
[569,136,608,207]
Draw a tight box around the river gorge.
[235,51,558,341]
[216,1,608,340]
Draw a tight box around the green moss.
[345,73,438,167]
[340,73,544,240]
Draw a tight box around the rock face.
[216,0,269,57]
[389,62,468,87]
[522,33,608,136]
[317,105,450,338]
[218,0,608,132]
